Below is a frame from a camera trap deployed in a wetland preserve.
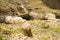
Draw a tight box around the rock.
[37,13,46,20]
[38,13,56,20]
[29,12,56,20]
[45,13,56,20]
[29,11,38,19]
[5,16,26,24]
[21,21,33,37]
[29,12,46,20]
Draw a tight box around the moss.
[0,26,12,35]
[11,27,22,34]
[0,20,60,40]
[29,20,44,27]
[51,27,60,33]
[0,23,22,35]
[0,34,7,40]
[0,36,3,40]
[40,37,48,40]
[28,20,44,34]
[32,27,41,34]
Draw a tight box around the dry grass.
[0,20,60,40]
[0,0,60,40]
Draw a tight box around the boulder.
[5,16,26,24]
[45,13,56,20]
[29,12,56,20]
[29,11,38,19]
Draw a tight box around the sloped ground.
[0,20,60,40]
[26,0,60,18]
[0,0,60,40]
[0,0,60,17]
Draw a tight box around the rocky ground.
[0,19,60,40]
[0,0,60,40]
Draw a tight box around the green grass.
[51,27,60,33]
[0,0,60,40]
[0,20,60,40]
[40,37,48,40]
[0,23,22,35]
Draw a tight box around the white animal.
[5,16,26,24]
